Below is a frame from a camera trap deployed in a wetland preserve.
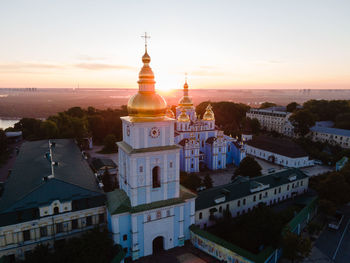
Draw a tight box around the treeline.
[8,106,128,144]
[310,162,350,216]
[0,129,8,165]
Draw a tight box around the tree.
[102,134,117,153]
[40,120,58,139]
[318,199,336,216]
[102,168,114,192]
[250,118,261,134]
[0,129,8,165]
[203,174,213,189]
[335,112,350,129]
[259,102,276,109]
[233,156,262,178]
[289,109,316,136]
[180,173,202,191]
[286,102,299,113]
[283,230,311,263]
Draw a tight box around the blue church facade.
[174,83,244,173]
[106,46,196,260]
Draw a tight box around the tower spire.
[141,32,150,53]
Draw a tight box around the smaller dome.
[203,104,215,121]
[178,96,193,106]
[166,108,175,118]
[142,51,151,64]
[177,109,190,122]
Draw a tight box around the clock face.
[126,125,130,136]
[150,127,160,138]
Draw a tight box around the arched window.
[152,166,161,188]
[53,207,59,215]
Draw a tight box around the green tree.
[40,120,58,139]
[233,156,262,178]
[250,118,261,134]
[282,230,311,263]
[102,134,117,153]
[259,102,276,109]
[286,102,299,112]
[88,115,106,142]
[335,112,350,129]
[180,173,202,191]
[289,109,316,136]
[203,174,213,189]
[0,129,8,165]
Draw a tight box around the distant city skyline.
[0,0,349,90]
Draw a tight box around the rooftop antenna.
[141,32,151,52]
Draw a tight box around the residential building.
[0,139,106,260]
[309,125,350,149]
[195,169,309,228]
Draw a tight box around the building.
[0,139,106,260]
[174,82,243,173]
[195,168,309,228]
[106,47,196,260]
[246,107,294,137]
[91,158,117,176]
[309,125,350,149]
[245,135,314,168]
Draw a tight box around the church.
[106,44,196,260]
[174,80,245,173]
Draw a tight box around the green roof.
[107,186,196,215]
[117,141,180,155]
[0,139,105,224]
[196,168,308,211]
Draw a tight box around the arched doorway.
[152,236,164,254]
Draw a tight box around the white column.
[162,126,166,146]
[146,157,151,203]
[132,215,138,253]
[144,127,148,148]
[175,152,180,197]
[135,127,139,148]
[163,154,168,200]
[179,206,184,238]
[131,158,138,206]
[112,215,120,243]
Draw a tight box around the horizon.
[1,0,350,90]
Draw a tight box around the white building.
[195,169,309,228]
[309,125,350,149]
[0,139,106,260]
[244,135,314,168]
[246,107,294,137]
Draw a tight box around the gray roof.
[246,135,308,158]
[310,125,350,137]
[315,121,334,128]
[0,139,104,215]
[196,168,307,211]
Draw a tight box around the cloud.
[0,63,64,70]
[74,63,135,70]
[76,55,107,61]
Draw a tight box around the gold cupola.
[127,46,167,118]
[177,108,190,122]
[202,104,215,121]
[178,80,194,109]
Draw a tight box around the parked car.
[328,211,344,230]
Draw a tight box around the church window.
[218,160,221,166]
[202,141,204,147]
[191,150,194,155]
[219,148,221,152]
[191,164,194,169]
[167,210,171,217]
[139,166,143,173]
[152,166,161,188]
[199,212,202,219]
[156,210,161,219]
[147,214,151,222]
[169,162,173,168]
[123,234,127,241]
[53,207,59,215]
[228,145,231,152]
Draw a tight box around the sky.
[0,0,349,90]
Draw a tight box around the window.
[147,214,151,222]
[169,162,173,168]
[156,211,161,219]
[253,195,256,202]
[139,166,143,173]
[40,226,47,237]
[23,230,30,241]
[191,150,194,155]
[226,204,229,210]
[99,213,105,223]
[53,207,59,215]
[86,216,92,226]
[152,166,161,188]
[219,206,222,213]
[167,210,171,217]
[237,200,241,207]
[259,193,262,200]
[301,181,303,186]
[274,189,277,195]
[287,185,290,191]
[56,223,63,233]
[219,148,221,152]
[243,199,246,205]
[72,219,78,230]
[123,234,127,241]
[279,187,281,193]
[218,161,221,165]
[199,212,202,219]
[191,164,194,169]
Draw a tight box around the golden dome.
[166,108,175,118]
[177,108,190,122]
[178,81,194,108]
[203,104,215,121]
[127,49,167,118]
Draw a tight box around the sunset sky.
[0,0,349,90]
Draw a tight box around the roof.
[246,135,308,158]
[107,186,196,215]
[91,158,117,170]
[195,168,308,211]
[0,139,104,215]
[315,121,334,128]
[310,125,350,137]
